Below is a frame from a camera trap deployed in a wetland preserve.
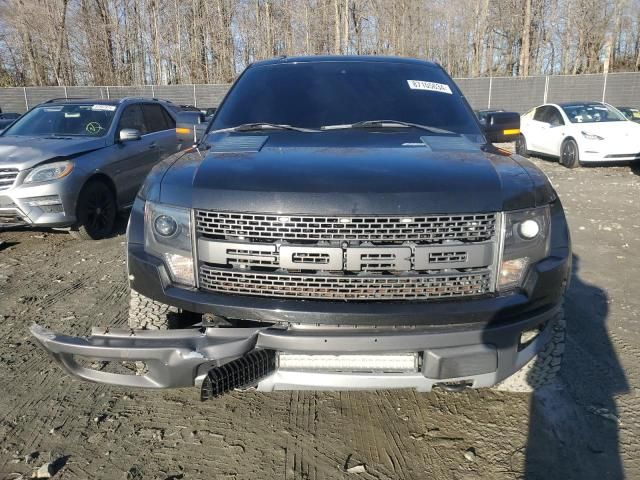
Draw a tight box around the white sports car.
[517,101,640,168]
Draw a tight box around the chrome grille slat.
[0,168,18,191]
[195,210,496,243]
[199,266,491,301]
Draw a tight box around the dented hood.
[0,135,107,170]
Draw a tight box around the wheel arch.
[75,173,119,218]
[560,135,577,155]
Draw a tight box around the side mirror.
[119,128,141,142]
[482,111,520,143]
[176,111,207,145]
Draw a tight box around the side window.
[160,106,176,128]
[533,106,548,122]
[142,104,171,133]
[118,105,147,134]
[547,107,565,127]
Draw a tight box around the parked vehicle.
[617,106,640,123]
[475,109,520,143]
[0,112,20,130]
[0,97,187,239]
[178,104,201,112]
[32,57,570,398]
[518,101,640,167]
[202,107,217,117]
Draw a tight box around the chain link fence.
[0,73,638,114]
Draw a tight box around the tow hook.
[434,380,473,392]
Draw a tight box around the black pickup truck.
[32,56,571,398]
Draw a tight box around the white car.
[517,102,640,168]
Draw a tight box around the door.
[108,104,156,207]
[542,106,567,156]
[141,104,180,165]
[526,106,552,153]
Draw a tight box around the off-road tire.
[560,139,580,169]
[493,306,565,393]
[70,180,117,240]
[128,289,180,330]
[515,134,530,158]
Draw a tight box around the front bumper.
[579,146,640,163]
[30,302,560,392]
[0,171,79,227]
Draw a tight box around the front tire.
[560,139,580,168]
[493,306,566,393]
[128,289,200,330]
[515,134,530,158]
[70,180,117,240]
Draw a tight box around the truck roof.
[251,55,439,68]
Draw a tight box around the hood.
[159,131,554,215]
[0,135,107,170]
[574,120,640,141]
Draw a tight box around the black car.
[616,106,640,123]
[32,57,571,399]
[475,109,521,142]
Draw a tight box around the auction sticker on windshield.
[92,105,116,111]
[407,80,452,94]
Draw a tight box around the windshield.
[561,103,627,124]
[3,104,117,137]
[211,61,482,138]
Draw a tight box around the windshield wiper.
[320,120,456,135]
[210,123,318,133]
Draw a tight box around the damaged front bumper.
[30,303,559,395]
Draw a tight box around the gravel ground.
[0,155,639,480]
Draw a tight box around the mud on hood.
[0,135,107,170]
[159,131,555,215]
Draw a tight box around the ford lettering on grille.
[198,239,494,272]
[195,210,499,301]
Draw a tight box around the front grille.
[199,265,492,301]
[196,210,496,243]
[0,168,18,191]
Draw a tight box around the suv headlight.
[498,206,550,291]
[24,161,74,184]
[144,201,195,286]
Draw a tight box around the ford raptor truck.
[31,56,571,398]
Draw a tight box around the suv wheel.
[128,289,200,330]
[515,134,530,158]
[493,306,565,393]
[560,139,580,168]
[70,180,117,240]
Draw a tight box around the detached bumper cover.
[30,303,560,392]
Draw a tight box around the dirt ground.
[0,155,639,480]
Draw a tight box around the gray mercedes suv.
[0,97,186,239]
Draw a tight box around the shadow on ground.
[524,254,628,479]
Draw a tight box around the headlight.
[144,201,195,286]
[581,131,604,141]
[498,206,550,291]
[24,161,73,184]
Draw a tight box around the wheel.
[560,139,580,168]
[493,306,565,393]
[70,180,117,240]
[128,289,200,330]
[515,134,530,158]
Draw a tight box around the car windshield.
[211,61,482,140]
[561,103,626,123]
[2,103,117,137]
